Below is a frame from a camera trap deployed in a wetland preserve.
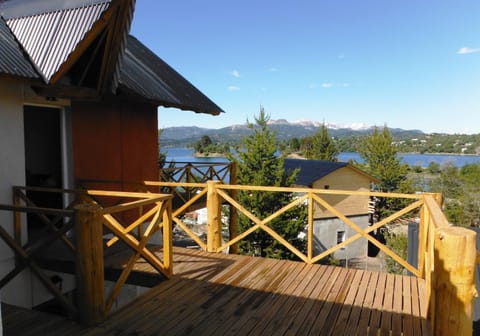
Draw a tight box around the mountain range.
[160,119,425,145]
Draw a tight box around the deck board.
[2,247,430,336]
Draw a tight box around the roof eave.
[116,85,224,115]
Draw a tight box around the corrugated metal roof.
[4,0,110,82]
[0,17,38,79]
[119,35,224,116]
[0,0,110,19]
[0,1,223,116]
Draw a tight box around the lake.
[165,147,480,168]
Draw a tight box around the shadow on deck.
[2,247,430,336]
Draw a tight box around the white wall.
[313,214,370,260]
[0,81,32,307]
[0,83,77,312]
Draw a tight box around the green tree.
[194,135,213,153]
[289,137,301,152]
[427,161,441,174]
[359,126,409,192]
[300,136,314,158]
[430,163,480,226]
[303,123,339,161]
[358,126,412,217]
[231,107,307,259]
[384,231,408,274]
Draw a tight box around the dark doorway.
[23,106,63,231]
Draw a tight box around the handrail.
[146,179,477,334]
[420,190,476,335]
[144,180,427,271]
[3,178,475,333]
[3,186,173,325]
[160,161,235,184]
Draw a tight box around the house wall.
[0,81,31,307]
[313,214,369,260]
[0,83,78,309]
[71,100,158,187]
[312,166,371,218]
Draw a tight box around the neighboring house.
[0,0,222,309]
[284,159,379,260]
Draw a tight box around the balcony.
[0,162,477,335]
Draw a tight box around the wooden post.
[162,200,173,276]
[74,203,105,325]
[434,226,477,336]
[207,181,222,252]
[228,162,239,254]
[307,192,314,261]
[417,201,428,279]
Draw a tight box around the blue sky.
[130,1,480,134]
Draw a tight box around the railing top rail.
[144,181,207,188]
[85,189,172,200]
[13,185,81,195]
[164,161,231,166]
[0,204,74,216]
[218,183,425,199]
[145,180,430,199]
[424,195,450,229]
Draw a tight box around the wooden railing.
[145,181,426,263]
[143,180,477,335]
[160,161,236,184]
[421,194,477,335]
[0,186,172,325]
[159,161,237,209]
[2,179,476,333]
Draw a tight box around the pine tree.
[303,123,339,161]
[359,126,408,192]
[231,107,307,259]
[358,126,412,217]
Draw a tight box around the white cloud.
[231,70,240,77]
[321,83,333,88]
[267,67,278,72]
[457,47,480,55]
[227,85,240,91]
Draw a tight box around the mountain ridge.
[160,119,425,143]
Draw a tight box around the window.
[337,231,345,249]
[324,185,330,189]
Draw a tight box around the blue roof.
[284,159,349,186]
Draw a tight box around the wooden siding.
[71,100,158,187]
[311,166,372,218]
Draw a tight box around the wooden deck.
[3,247,430,335]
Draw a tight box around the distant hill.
[160,119,425,146]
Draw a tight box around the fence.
[0,186,172,325]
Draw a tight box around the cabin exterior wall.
[71,100,158,187]
[313,214,369,260]
[310,166,372,260]
[0,80,31,307]
[312,166,371,218]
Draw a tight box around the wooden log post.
[74,203,105,325]
[228,162,239,254]
[433,226,477,336]
[162,199,173,276]
[207,181,222,252]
